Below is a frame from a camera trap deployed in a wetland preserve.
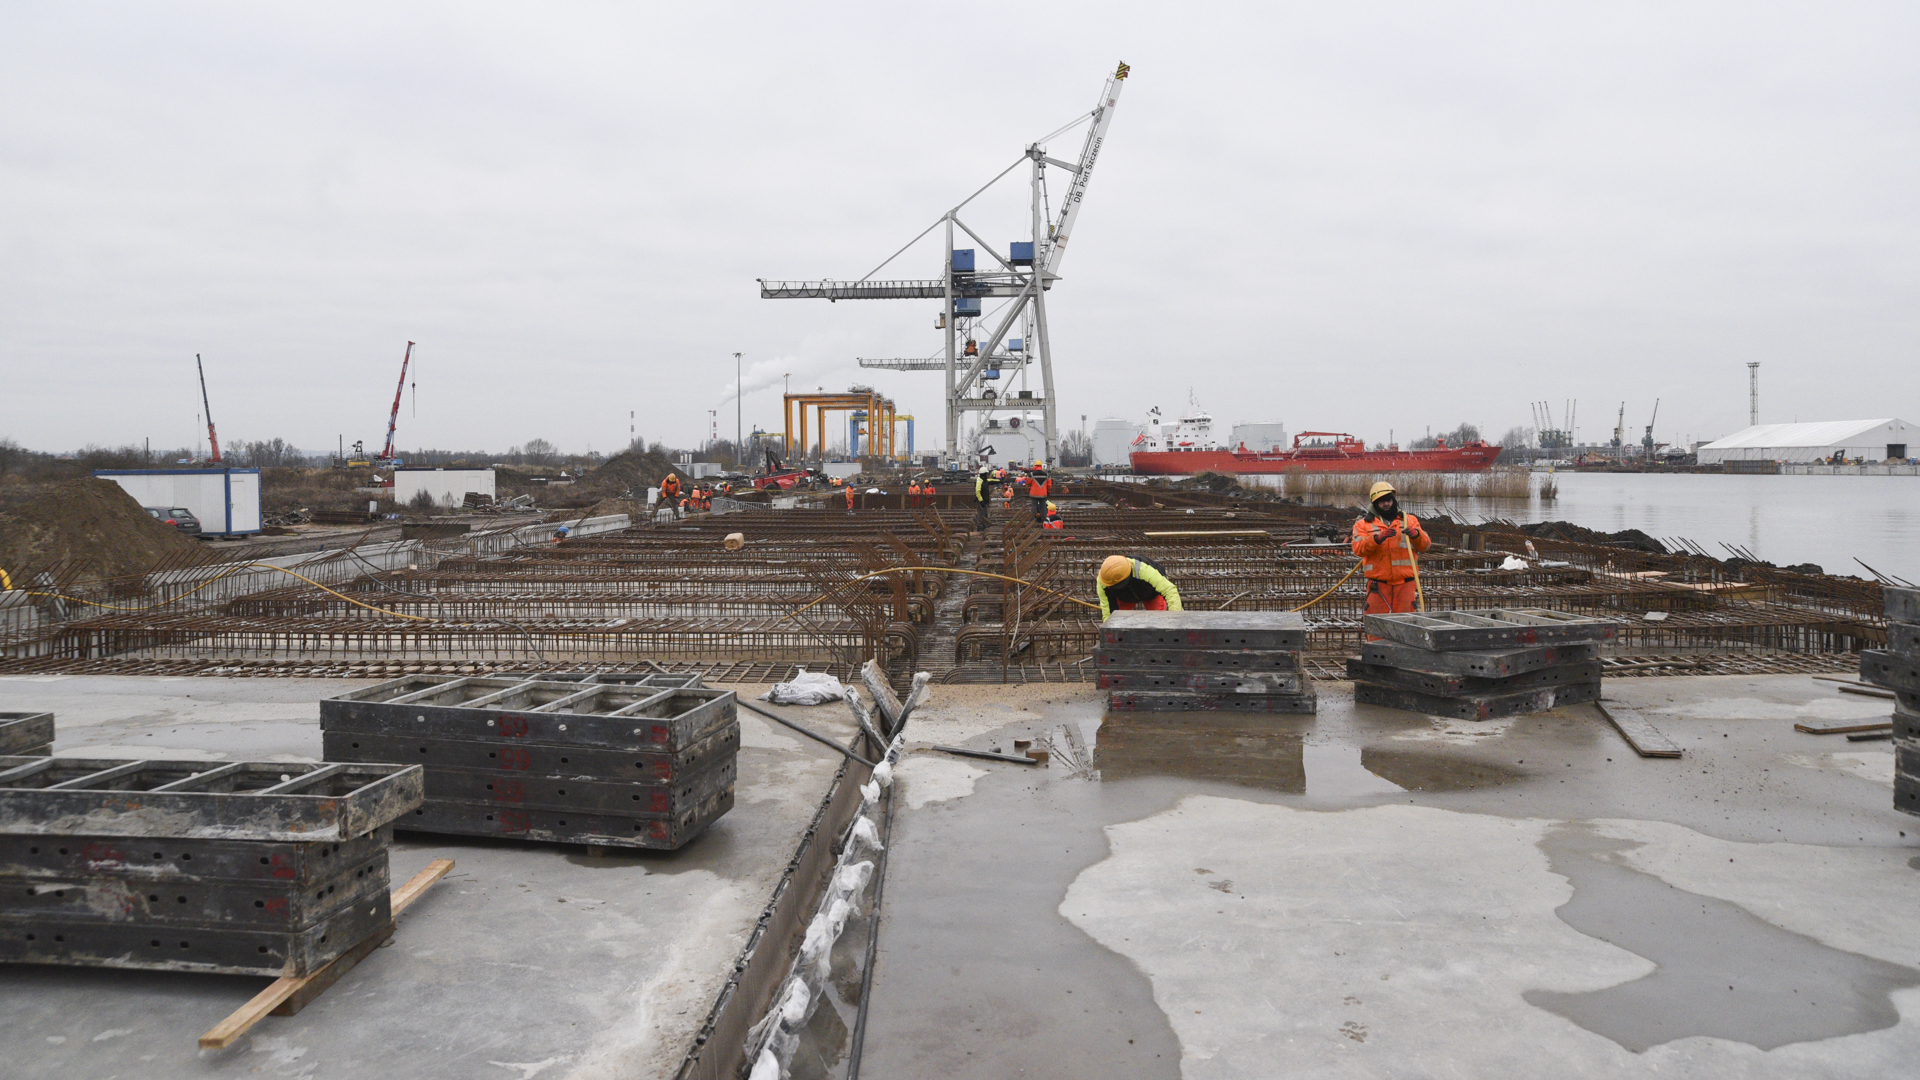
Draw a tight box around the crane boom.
[1043,62,1129,277]
[380,341,414,461]
[196,353,221,464]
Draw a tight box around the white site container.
[393,468,497,508]
[93,469,263,537]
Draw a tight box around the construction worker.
[659,473,683,520]
[1351,480,1431,615]
[973,465,998,531]
[1026,461,1053,521]
[1041,501,1063,529]
[844,482,856,513]
[553,525,570,543]
[1096,555,1181,620]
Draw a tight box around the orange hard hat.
[1099,556,1132,587]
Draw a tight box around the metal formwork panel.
[0,891,391,976]
[1100,611,1307,651]
[1364,609,1620,651]
[0,712,54,756]
[322,723,739,784]
[320,685,735,752]
[0,849,388,929]
[404,757,736,818]
[402,784,733,849]
[1354,680,1600,721]
[0,759,424,842]
[1106,691,1319,714]
[1358,641,1601,679]
[1886,623,1920,658]
[1096,649,1304,674]
[0,826,393,888]
[1095,671,1306,694]
[1344,660,1603,697]
[1886,586,1920,624]
[1861,649,1920,694]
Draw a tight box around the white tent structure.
[1696,419,1916,464]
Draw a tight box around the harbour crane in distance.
[1641,398,1660,457]
[1610,402,1626,451]
[195,353,222,464]
[379,341,415,465]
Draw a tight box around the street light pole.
[734,352,743,463]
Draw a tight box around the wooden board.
[199,858,454,1049]
[1794,717,1895,735]
[1594,702,1684,758]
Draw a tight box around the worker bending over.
[1041,502,1063,529]
[659,473,683,520]
[1351,480,1430,614]
[1096,555,1182,620]
[1026,461,1053,522]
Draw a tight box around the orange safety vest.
[1042,515,1063,529]
[1350,512,1431,583]
[1029,474,1052,498]
[661,476,681,498]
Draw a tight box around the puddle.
[1525,823,1920,1051]
[1360,747,1524,792]
[1094,715,1306,792]
[1302,743,1404,797]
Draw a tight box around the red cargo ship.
[1127,408,1500,475]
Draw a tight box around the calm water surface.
[1237,472,1919,582]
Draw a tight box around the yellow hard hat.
[1099,555,1132,587]
[1046,501,1057,512]
[1368,481,1396,503]
[1033,460,1044,469]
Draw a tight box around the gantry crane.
[379,341,414,464]
[761,63,1131,463]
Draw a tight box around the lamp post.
[734,352,743,464]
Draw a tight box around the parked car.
[145,506,202,534]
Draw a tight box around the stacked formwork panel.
[0,711,54,756]
[1098,611,1316,713]
[322,673,738,849]
[1351,609,1619,720]
[1860,586,1920,817]
[0,758,421,976]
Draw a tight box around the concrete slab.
[0,676,854,1080]
[862,676,1920,1078]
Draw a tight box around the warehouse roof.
[1698,419,1910,449]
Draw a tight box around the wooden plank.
[1838,684,1896,700]
[1595,702,1684,758]
[1794,717,1894,735]
[199,858,454,1048]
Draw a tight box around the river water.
[1227,472,1919,583]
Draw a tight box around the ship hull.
[1129,446,1501,475]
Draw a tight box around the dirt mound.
[1519,520,1667,554]
[0,478,208,584]
[580,448,686,498]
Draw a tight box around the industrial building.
[1695,419,1916,465]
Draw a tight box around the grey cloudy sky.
[4,2,1916,458]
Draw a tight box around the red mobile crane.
[196,353,222,463]
[378,341,414,465]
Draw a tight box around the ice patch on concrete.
[896,755,987,809]
[1389,715,1518,743]
[1592,818,1919,968]
[1656,695,1889,722]
[1782,751,1896,787]
[1064,796,1920,1075]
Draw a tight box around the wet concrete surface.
[0,675,853,1080]
[864,676,1920,1077]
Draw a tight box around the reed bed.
[1260,466,1536,501]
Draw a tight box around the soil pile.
[580,448,686,499]
[0,478,207,583]
[1519,520,1667,554]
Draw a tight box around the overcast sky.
[4,3,1917,459]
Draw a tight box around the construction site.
[4,50,1919,1080]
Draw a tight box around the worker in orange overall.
[1351,480,1430,615]
[1026,461,1053,522]
[844,483,856,513]
[659,473,683,520]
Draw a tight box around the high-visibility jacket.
[975,474,995,503]
[660,476,682,498]
[1098,556,1182,620]
[1028,473,1052,498]
[1042,514,1063,530]
[1351,511,1431,583]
